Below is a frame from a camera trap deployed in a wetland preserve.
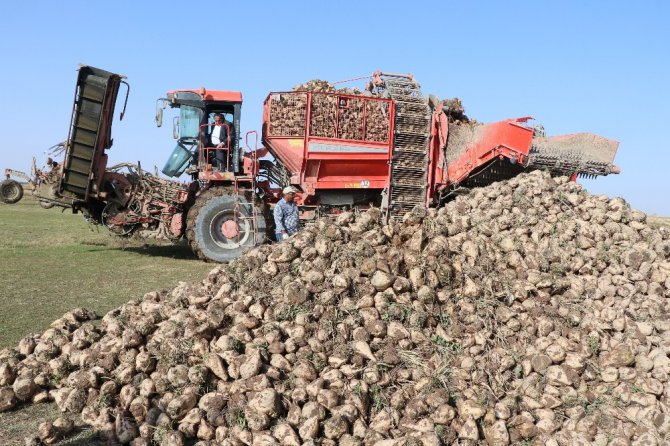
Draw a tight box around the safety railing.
[266,92,392,144]
[199,123,231,171]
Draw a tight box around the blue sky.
[1,0,668,214]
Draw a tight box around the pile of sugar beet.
[2,170,670,446]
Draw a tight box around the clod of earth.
[0,170,669,446]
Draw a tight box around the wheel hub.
[221,220,240,238]
[210,209,251,249]
[2,184,16,197]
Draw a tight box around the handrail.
[199,123,231,171]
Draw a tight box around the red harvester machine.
[1,67,620,262]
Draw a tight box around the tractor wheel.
[0,179,23,204]
[186,188,268,262]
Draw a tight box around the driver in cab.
[208,113,229,170]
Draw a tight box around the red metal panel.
[308,180,387,189]
[264,138,305,175]
[306,160,389,180]
[167,89,242,103]
[426,110,449,206]
[446,119,534,185]
[301,95,312,184]
[306,153,389,161]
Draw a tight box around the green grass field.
[0,194,213,445]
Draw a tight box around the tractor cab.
[157,89,242,180]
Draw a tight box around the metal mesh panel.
[268,93,307,137]
[365,101,390,143]
[337,98,364,140]
[310,94,336,137]
[269,92,391,143]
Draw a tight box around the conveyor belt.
[379,74,432,219]
[61,66,123,200]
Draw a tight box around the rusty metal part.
[3,148,69,207]
[100,163,192,240]
[4,168,32,183]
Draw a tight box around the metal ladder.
[379,74,432,219]
[232,130,264,246]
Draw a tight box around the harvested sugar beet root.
[3,170,669,445]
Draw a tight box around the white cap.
[282,186,298,194]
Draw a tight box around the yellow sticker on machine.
[344,181,370,189]
[288,139,303,147]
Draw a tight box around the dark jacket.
[207,122,231,147]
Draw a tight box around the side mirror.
[172,116,180,139]
[155,99,167,127]
[156,108,163,127]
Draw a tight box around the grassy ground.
[0,194,213,445]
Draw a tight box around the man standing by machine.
[274,186,299,241]
[208,113,229,170]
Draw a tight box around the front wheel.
[0,179,23,204]
[186,188,267,262]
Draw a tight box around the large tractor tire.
[0,179,23,204]
[186,188,268,262]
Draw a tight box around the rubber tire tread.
[185,187,269,262]
[0,179,24,204]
